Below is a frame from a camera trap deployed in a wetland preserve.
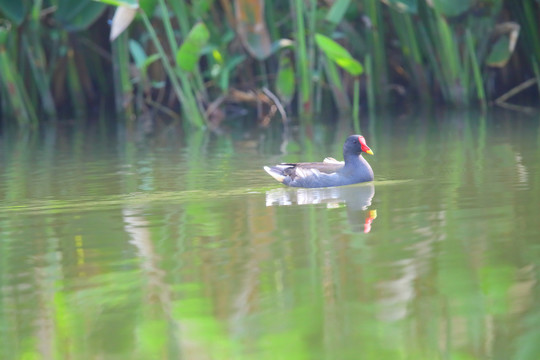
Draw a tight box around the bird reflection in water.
[266,183,377,233]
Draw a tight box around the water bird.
[264,135,374,188]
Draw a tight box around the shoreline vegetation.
[0,0,539,129]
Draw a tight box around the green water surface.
[1,110,540,360]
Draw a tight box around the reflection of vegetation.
[1,112,540,359]
[0,1,539,127]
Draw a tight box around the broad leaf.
[0,0,29,25]
[139,0,159,15]
[335,57,363,75]
[428,0,473,17]
[55,0,108,31]
[486,22,520,68]
[234,0,272,60]
[276,51,295,105]
[326,0,351,24]
[315,34,363,76]
[192,0,214,18]
[486,37,511,68]
[176,22,210,72]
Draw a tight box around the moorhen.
[264,135,374,188]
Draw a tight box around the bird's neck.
[343,153,363,166]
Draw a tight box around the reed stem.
[352,77,360,133]
[292,0,311,116]
[140,9,206,128]
[111,31,134,119]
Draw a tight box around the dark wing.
[278,161,344,180]
[264,158,345,184]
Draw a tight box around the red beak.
[359,136,374,155]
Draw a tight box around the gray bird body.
[264,135,374,188]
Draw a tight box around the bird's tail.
[263,166,286,183]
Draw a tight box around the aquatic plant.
[0,0,537,128]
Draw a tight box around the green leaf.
[485,21,520,68]
[219,54,246,90]
[176,22,210,72]
[429,0,473,17]
[276,51,295,105]
[223,55,246,73]
[316,34,352,59]
[485,36,511,68]
[129,40,147,68]
[139,0,158,15]
[143,54,160,70]
[0,1,29,25]
[212,49,224,64]
[315,33,363,76]
[55,0,108,31]
[192,0,215,18]
[128,40,158,83]
[381,0,418,14]
[325,0,351,25]
[335,57,363,75]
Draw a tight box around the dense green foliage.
[0,0,538,128]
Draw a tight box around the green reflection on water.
[1,110,540,360]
